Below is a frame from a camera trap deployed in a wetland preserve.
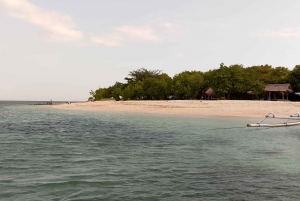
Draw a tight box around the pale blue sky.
[1,0,300,101]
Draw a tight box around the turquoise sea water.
[1,101,300,200]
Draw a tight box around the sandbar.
[52,100,300,118]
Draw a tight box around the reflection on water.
[0,101,300,200]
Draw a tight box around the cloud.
[0,0,83,41]
[90,35,124,47]
[91,19,182,47]
[115,26,160,42]
[91,25,160,47]
[151,18,183,41]
[257,27,300,38]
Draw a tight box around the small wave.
[33,180,127,189]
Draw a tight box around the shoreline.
[51,100,300,118]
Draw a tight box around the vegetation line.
[89,63,300,101]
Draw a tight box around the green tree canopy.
[90,64,296,101]
[172,71,204,99]
[125,68,163,84]
[288,65,300,92]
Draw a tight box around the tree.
[123,85,134,100]
[172,71,204,99]
[133,81,145,99]
[208,65,231,99]
[244,68,265,99]
[112,88,123,101]
[143,74,172,100]
[90,88,107,100]
[189,71,205,99]
[89,90,95,99]
[269,67,290,84]
[208,64,251,99]
[89,64,295,101]
[288,65,300,92]
[247,64,273,84]
[227,64,247,98]
[125,68,162,84]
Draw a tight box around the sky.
[1,0,300,101]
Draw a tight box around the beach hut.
[204,87,217,100]
[264,84,293,101]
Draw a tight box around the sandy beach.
[52,100,300,118]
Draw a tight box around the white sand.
[52,100,300,118]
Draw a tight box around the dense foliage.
[89,64,300,101]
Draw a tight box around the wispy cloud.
[1,1,180,47]
[115,26,160,42]
[151,18,183,41]
[91,25,160,47]
[90,35,124,47]
[0,0,83,41]
[257,27,300,38]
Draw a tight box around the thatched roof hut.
[265,84,293,93]
[205,87,214,96]
[203,87,217,100]
[264,84,293,100]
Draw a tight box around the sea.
[1,101,300,201]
